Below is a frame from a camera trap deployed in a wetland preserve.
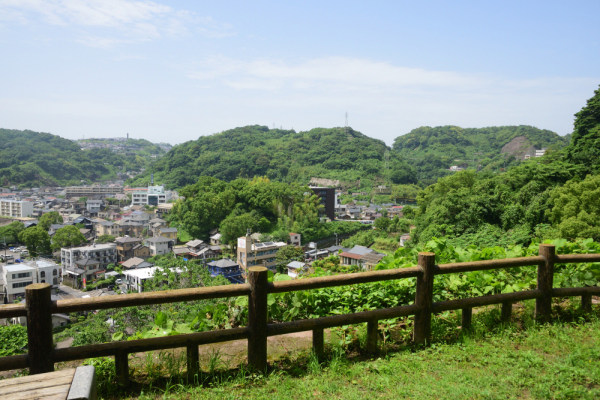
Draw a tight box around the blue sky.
[1,1,599,146]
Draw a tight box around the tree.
[373,217,391,231]
[567,85,600,172]
[219,211,261,252]
[96,235,116,244]
[18,226,51,257]
[51,225,87,251]
[38,211,63,231]
[0,221,25,244]
[275,245,304,273]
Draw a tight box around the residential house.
[95,220,120,237]
[1,259,60,302]
[61,243,117,272]
[86,199,103,216]
[148,217,167,237]
[123,266,159,293]
[117,220,143,237]
[207,259,243,283]
[145,236,172,256]
[288,232,301,246]
[287,261,307,279]
[115,237,143,262]
[209,232,222,246]
[339,245,385,270]
[121,257,153,270]
[158,227,178,241]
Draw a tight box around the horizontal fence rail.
[0,244,599,385]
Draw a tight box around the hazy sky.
[1,1,599,146]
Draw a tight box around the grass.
[94,302,600,399]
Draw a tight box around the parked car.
[115,278,123,285]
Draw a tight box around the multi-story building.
[236,234,286,273]
[0,199,34,218]
[130,185,170,206]
[1,259,60,302]
[145,236,172,256]
[65,185,123,199]
[61,243,117,271]
[115,237,143,262]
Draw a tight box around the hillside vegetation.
[0,129,166,187]
[393,125,569,185]
[132,124,567,190]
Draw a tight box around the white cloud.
[0,0,234,46]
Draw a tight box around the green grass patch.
[95,304,600,399]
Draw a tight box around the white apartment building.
[61,243,117,271]
[0,199,34,218]
[145,236,172,256]
[237,235,287,272]
[131,185,170,206]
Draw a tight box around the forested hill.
[0,129,158,187]
[132,125,416,189]
[393,125,569,185]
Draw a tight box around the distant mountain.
[0,129,165,188]
[392,125,569,185]
[77,137,171,155]
[130,125,416,189]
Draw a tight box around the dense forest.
[410,86,600,247]
[0,129,165,187]
[131,125,567,190]
[393,125,569,185]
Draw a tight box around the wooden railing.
[1,244,599,385]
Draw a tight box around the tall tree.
[567,86,600,172]
[51,225,87,251]
[38,211,63,232]
[18,226,51,257]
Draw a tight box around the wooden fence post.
[413,252,435,345]
[501,302,512,323]
[312,328,324,361]
[461,307,472,332]
[115,351,129,386]
[25,283,54,374]
[537,244,555,322]
[248,266,268,372]
[581,294,592,313]
[186,344,199,383]
[366,319,378,353]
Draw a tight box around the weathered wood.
[537,244,555,322]
[55,284,251,314]
[552,286,600,297]
[433,290,540,312]
[186,344,199,383]
[115,350,128,387]
[267,304,419,336]
[269,267,421,293]
[0,368,75,400]
[247,266,268,372]
[25,283,54,374]
[461,307,472,332]
[436,256,544,275]
[581,294,592,313]
[0,303,27,319]
[413,252,435,345]
[312,328,324,361]
[0,354,28,371]
[366,320,378,353]
[501,302,512,323]
[555,253,600,263]
[54,327,248,362]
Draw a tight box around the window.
[12,281,33,288]
[53,269,57,276]
[40,271,46,278]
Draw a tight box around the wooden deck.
[0,366,96,400]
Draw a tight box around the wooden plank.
[4,384,70,400]
[0,369,74,390]
[269,267,420,293]
[55,283,251,314]
[436,256,543,275]
[0,303,27,319]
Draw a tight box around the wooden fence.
[1,244,599,386]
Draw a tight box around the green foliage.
[0,129,165,187]
[0,325,27,356]
[275,245,304,273]
[0,220,25,244]
[567,85,600,172]
[18,226,51,257]
[95,234,116,243]
[393,125,568,185]
[51,225,87,251]
[130,125,416,189]
[38,211,63,231]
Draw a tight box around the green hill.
[393,125,569,185]
[132,125,416,189]
[0,129,162,187]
